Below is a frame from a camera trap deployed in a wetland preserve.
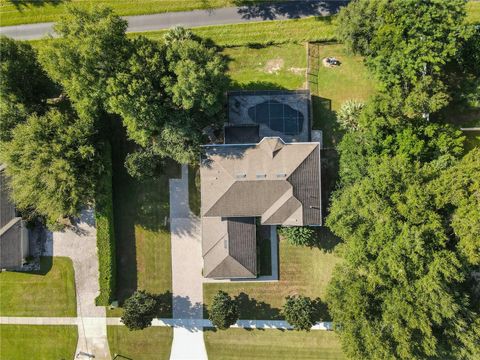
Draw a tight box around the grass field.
[107,123,179,317]
[0,325,77,360]
[107,326,173,360]
[203,239,341,320]
[0,256,77,317]
[309,43,377,147]
[467,1,480,24]
[204,328,345,360]
[0,0,278,26]
[226,43,307,90]
[138,16,336,47]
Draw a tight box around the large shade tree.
[338,0,471,116]
[0,109,98,226]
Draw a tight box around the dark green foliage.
[430,147,480,266]
[209,291,239,330]
[0,95,28,142]
[107,28,227,164]
[124,148,163,180]
[282,295,317,331]
[278,226,316,247]
[95,142,116,306]
[38,6,130,121]
[121,290,159,330]
[0,36,55,110]
[0,109,98,226]
[338,0,469,116]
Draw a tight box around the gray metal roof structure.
[0,166,28,270]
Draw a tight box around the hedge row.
[95,142,117,306]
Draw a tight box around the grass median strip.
[0,256,77,317]
[107,325,173,360]
[0,325,78,360]
[204,328,345,360]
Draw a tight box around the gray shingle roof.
[0,169,16,229]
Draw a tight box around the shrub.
[121,290,158,330]
[283,295,318,331]
[278,226,316,247]
[209,290,239,330]
[95,142,116,306]
[337,99,365,131]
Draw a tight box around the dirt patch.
[289,67,306,75]
[264,58,284,74]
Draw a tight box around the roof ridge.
[206,255,254,278]
[260,186,293,223]
[202,231,228,258]
[0,217,22,237]
[262,196,302,225]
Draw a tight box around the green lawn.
[466,1,480,24]
[204,328,345,360]
[308,43,377,147]
[0,325,77,360]
[188,165,201,216]
[0,256,77,317]
[204,239,341,320]
[226,43,307,90]
[107,123,179,317]
[107,326,173,360]
[138,16,336,47]
[0,0,279,26]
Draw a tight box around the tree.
[0,109,97,226]
[0,36,55,110]
[107,28,227,164]
[338,0,470,116]
[38,6,130,121]
[121,290,159,330]
[430,147,480,266]
[0,94,28,142]
[282,295,317,331]
[278,226,316,247]
[326,156,480,359]
[208,291,239,330]
[337,100,364,131]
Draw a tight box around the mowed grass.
[107,123,179,317]
[0,256,76,317]
[203,240,341,320]
[138,16,336,47]
[204,328,345,360]
[226,43,307,90]
[0,0,275,26]
[466,1,480,24]
[0,325,77,360]
[310,43,376,147]
[107,326,173,360]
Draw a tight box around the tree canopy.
[0,109,98,225]
[282,295,318,331]
[121,290,159,330]
[208,290,239,330]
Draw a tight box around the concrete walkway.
[46,209,110,360]
[0,1,347,40]
[169,165,207,359]
[0,316,333,330]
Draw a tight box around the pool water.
[247,100,304,135]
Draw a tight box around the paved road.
[0,1,347,40]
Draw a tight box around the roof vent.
[235,173,246,179]
[276,173,287,178]
[256,173,266,179]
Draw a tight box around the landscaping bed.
[0,256,76,317]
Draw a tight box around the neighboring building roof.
[224,124,260,144]
[0,167,16,229]
[200,137,322,278]
[0,218,26,269]
[202,217,256,278]
[0,166,28,269]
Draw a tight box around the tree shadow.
[172,295,203,319]
[8,0,67,11]
[233,0,347,21]
[312,227,341,253]
[24,255,53,276]
[155,291,173,318]
[235,292,282,320]
[312,95,343,147]
[313,297,332,322]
